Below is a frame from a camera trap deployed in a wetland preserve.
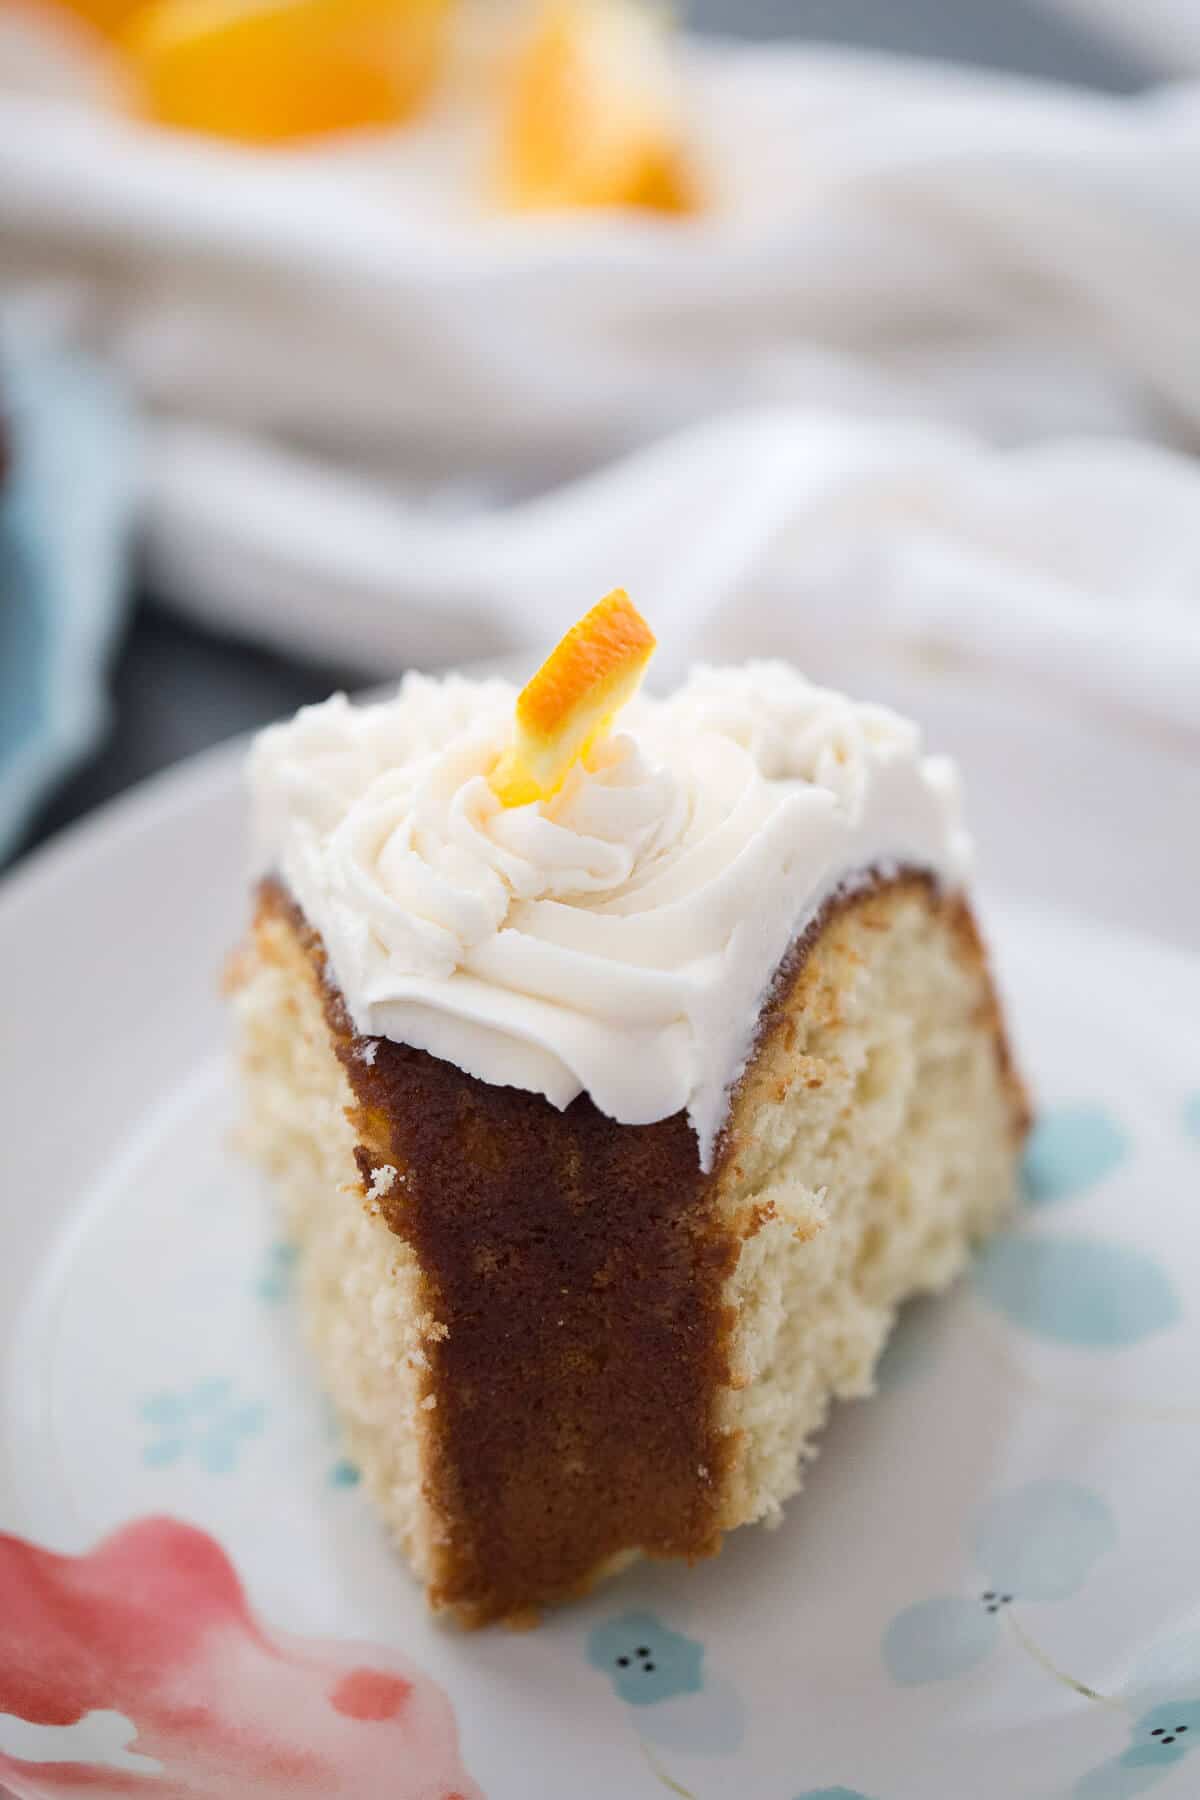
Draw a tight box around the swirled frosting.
[251,663,971,1168]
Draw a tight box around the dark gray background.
[16,0,1146,862]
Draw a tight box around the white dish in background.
[1,738,1199,1799]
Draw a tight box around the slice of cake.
[232,590,1028,1627]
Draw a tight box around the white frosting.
[251,663,971,1169]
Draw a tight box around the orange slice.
[120,0,451,145]
[494,0,698,215]
[491,589,656,807]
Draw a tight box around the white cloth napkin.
[2,10,1200,738]
[146,408,1200,740]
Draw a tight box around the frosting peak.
[252,663,970,1168]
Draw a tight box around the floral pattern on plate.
[883,1479,1118,1688]
[587,1610,746,1758]
[973,1104,1182,1348]
[0,1516,480,1799]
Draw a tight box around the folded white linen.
[146,408,1200,744]
[5,25,1199,456]
[2,10,1199,740]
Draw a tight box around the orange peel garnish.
[491,589,656,807]
[494,0,698,215]
[119,0,451,145]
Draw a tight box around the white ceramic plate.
[2,742,1199,1800]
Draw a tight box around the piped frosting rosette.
[255,649,968,1169]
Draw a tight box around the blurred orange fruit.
[491,589,657,807]
[494,0,698,214]
[45,0,145,37]
[120,0,452,144]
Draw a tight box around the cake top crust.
[251,660,970,1167]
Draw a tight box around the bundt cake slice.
[231,594,1027,1626]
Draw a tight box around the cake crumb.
[421,1394,438,1411]
[357,1040,379,1066]
[367,1164,398,1199]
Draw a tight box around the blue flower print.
[971,1478,1117,1603]
[1075,1701,1200,1800]
[883,1595,997,1685]
[883,1480,1116,1688]
[329,1457,362,1489]
[974,1237,1181,1349]
[588,1612,702,1706]
[1119,1702,1200,1769]
[1022,1106,1129,1208]
[587,1611,745,1755]
[795,1789,877,1799]
[973,1103,1180,1350]
[255,1240,298,1302]
[141,1379,265,1473]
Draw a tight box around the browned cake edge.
[254,871,1028,1627]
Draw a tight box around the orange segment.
[494,0,698,215]
[120,0,451,145]
[491,589,656,807]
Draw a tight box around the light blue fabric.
[0,347,135,861]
